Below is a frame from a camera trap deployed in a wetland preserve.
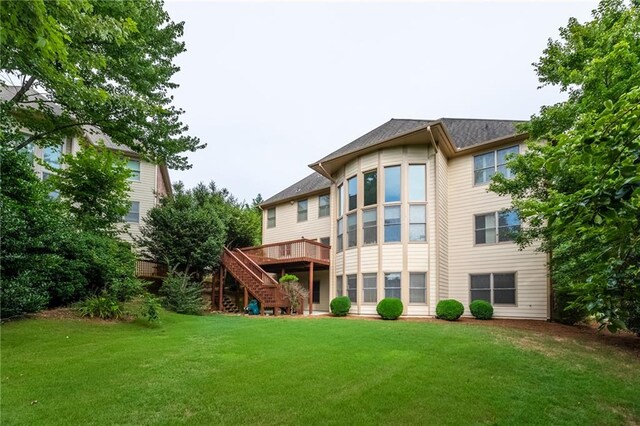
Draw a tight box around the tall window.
[362,273,377,304]
[384,166,401,202]
[475,211,520,244]
[347,274,357,303]
[347,214,357,248]
[348,176,357,211]
[127,159,141,181]
[363,170,377,206]
[384,206,401,242]
[409,273,427,303]
[337,185,344,216]
[384,272,401,299]
[474,146,519,185]
[318,195,330,217]
[336,218,344,252]
[409,205,426,241]
[409,164,426,201]
[362,208,377,245]
[43,145,63,169]
[297,199,308,222]
[336,276,343,297]
[267,208,276,228]
[125,201,140,223]
[470,273,516,305]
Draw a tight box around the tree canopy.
[491,0,640,332]
[0,0,203,169]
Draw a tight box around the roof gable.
[262,172,331,207]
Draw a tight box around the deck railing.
[240,239,330,265]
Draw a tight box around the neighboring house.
[221,117,548,319]
[1,85,171,245]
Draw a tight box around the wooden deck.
[239,238,330,267]
[136,260,168,279]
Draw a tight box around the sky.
[164,0,599,203]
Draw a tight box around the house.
[220,117,549,319]
[1,85,172,245]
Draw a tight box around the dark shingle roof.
[262,172,331,207]
[314,119,434,165]
[441,118,526,150]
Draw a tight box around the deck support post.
[243,286,248,311]
[218,268,224,311]
[308,262,314,315]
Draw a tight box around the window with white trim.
[347,274,357,303]
[409,164,426,201]
[336,275,343,297]
[384,206,401,242]
[363,170,377,206]
[474,146,519,185]
[409,273,427,303]
[297,199,308,222]
[347,213,357,248]
[475,211,520,244]
[362,208,377,245]
[384,272,401,299]
[384,165,401,203]
[318,195,330,217]
[409,205,426,241]
[362,273,377,304]
[470,273,516,305]
[125,201,140,223]
[267,208,276,228]
[336,218,344,252]
[127,159,141,181]
[337,184,344,217]
[348,176,357,211]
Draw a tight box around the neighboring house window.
[297,199,308,222]
[362,208,377,245]
[267,208,276,228]
[43,144,63,169]
[362,273,377,304]
[474,146,519,185]
[318,195,330,217]
[319,237,330,246]
[409,273,427,304]
[127,159,141,181]
[337,184,344,217]
[363,170,377,206]
[347,213,357,248]
[336,276,343,297]
[336,218,344,252]
[384,272,401,299]
[409,164,426,201]
[125,201,140,223]
[312,281,320,304]
[470,273,516,305]
[384,205,401,242]
[19,134,34,164]
[384,165,401,202]
[409,205,426,241]
[475,211,520,244]
[347,274,357,303]
[348,176,357,211]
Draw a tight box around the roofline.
[260,186,330,209]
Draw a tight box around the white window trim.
[473,145,519,186]
[473,211,520,246]
[469,272,518,306]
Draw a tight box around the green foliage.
[436,299,464,321]
[137,181,262,279]
[279,274,299,283]
[0,273,49,319]
[491,0,640,333]
[376,298,404,320]
[78,295,124,320]
[140,295,161,323]
[329,296,351,317]
[159,272,204,315]
[469,300,494,320]
[0,0,203,169]
[552,288,588,325]
[48,143,132,236]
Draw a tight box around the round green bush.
[376,298,404,320]
[436,299,464,321]
[330,296,351,317]
[469,299,494,320]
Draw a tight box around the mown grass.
[1,312,639,425]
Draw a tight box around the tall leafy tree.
[0,0,203,169]
[491,0,640,332]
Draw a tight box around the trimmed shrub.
[376,298,403,320]
[470,300,494,320]
[78,295,123,319]
[330,296,351,317]
[436,299,464,321]
[160,272,204,315]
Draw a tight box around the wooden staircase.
[222,295,240,313]
[221,248,303,315]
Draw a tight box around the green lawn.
[1,313,639,425]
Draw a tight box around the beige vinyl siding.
[121,159,158,243]
[381,245,403,270]
[407,245,429,271]
[344,249,358,274]
[436,150,449,302]
[447,144,548,319]
[360,246,377,272]
[262,194,331,244]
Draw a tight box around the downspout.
[427,126,440,307]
